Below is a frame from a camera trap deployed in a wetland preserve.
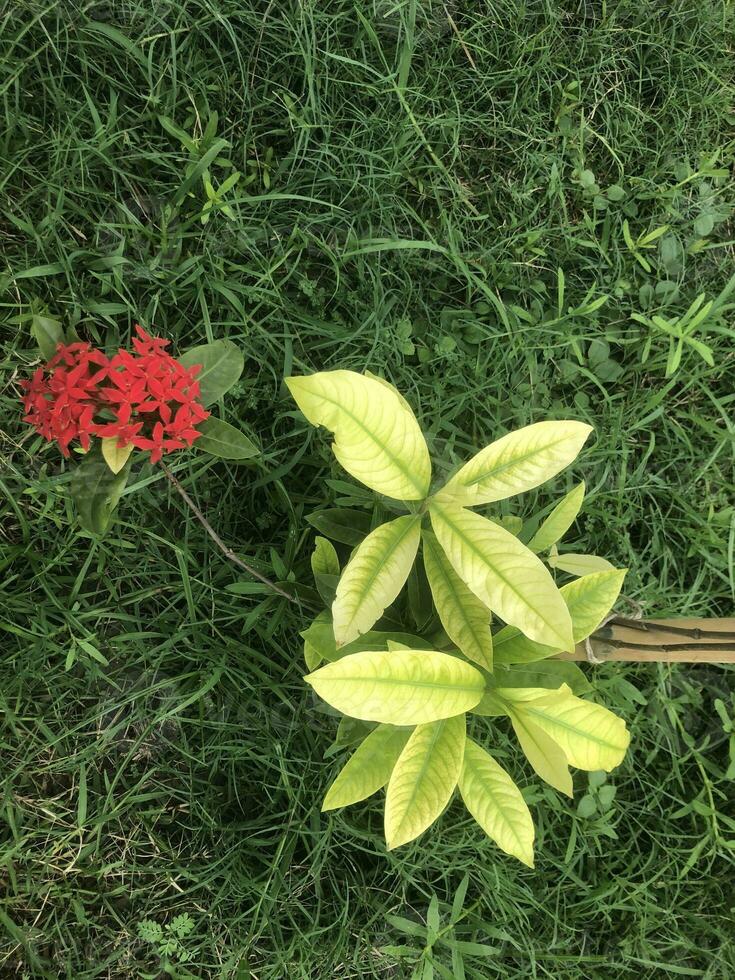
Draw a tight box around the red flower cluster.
[20,327,210,464]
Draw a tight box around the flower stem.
[160,462,297,603]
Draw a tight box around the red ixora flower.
[20,326,210,464]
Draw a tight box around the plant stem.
[160,462,296,603]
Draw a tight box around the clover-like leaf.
[286,371,431,500]
[385,714,465,849]
[437,421,591,507]
[304,649,485,725]
[429,502,573,651]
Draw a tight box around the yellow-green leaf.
[101,437,134,474]
[498,685,630,772]
[322,724,411,811]
[422,529,493,670]
[385,715,465,849]
[438,421,592,507]
[527,481,586,553]
[286,370,431,500]
[507,709,573,796]
[458,739,535,867]
[429,502,573,651]
[494,569,627,665]
[333,515,420,646]
[311,536,340,579]
[549,552,615,576]
[304,649,485,725]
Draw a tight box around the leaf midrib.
[430,503,568,648]
[456,431,581,490]
[344,517,419,631]
[424,533,490,666]
[312,388,427,497]
[520,702,625,750]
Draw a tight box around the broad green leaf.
[286,371,431,500]
[304,649,485,725]
[497,685,630,771]
[437,421,592,507]
[70,445,132,535]
[323,724,412,811]
[303,638,322,672]
[193,416,259,460]
[493,569,627,664]
[429,502,573,651]
[306,508,372,546]
[178,339,244,405]
[458,739,535,867]
[385,714,465,849]
[311,536,340,579]
[333,515,420,646]
[300,616,426,664]
[492,660,590,695]
[31,313,64,359]
[101,437,134,474]
[507,710,573,796]
[422,529,493,670]
[313,572,338,607]
[527,481,585,553]
[549,552,615,576]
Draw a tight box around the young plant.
[20,321,257,534]
[288,370,629,866]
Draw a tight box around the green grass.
[1,0,735,976]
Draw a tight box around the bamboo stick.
[556,617,735,664]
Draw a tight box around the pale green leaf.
[458,739,535,866]
[101,437,134,474]
[178,339,244,406]
[286,371,431,500]
[429,502,573,651]
[507,710,573,796]
[323,724,411,811]
[385,714,465,849]
[497,685,630,772]
[493,569,627,664]
[311,536,340,579]
[193,416,259,460]
[422,529,493,670]
[304,649,485,725]
[549,552,615,576]
[527,481,586,553]
[437,421,592,506]
[333,515,420,646]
